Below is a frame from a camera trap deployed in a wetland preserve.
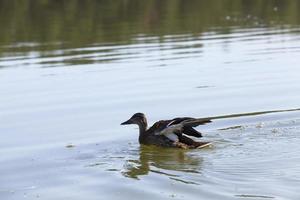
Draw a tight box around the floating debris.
[256,122,264,128]
[195,85,212,89]
[85,163,105,167]
[235,194,274,199]
[65,144,75,148]
[106,169,119,172]
[271,129,279,133]
[226,16,231,20]
[219,125,244,131]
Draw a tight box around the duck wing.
[148,117,211,141]
[168,117,211,138]
[146,119,183,142]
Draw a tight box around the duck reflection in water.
[122,145,203,181]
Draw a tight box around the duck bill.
[121,119,133,125]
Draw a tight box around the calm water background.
[1,1,300,199]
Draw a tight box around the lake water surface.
[1,1,300,200]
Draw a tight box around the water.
[1,1,300,199]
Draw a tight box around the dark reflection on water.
[1,0,300,45]
[122,145,203,180]
[1,0,300,65]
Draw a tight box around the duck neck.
[138,120,148,143]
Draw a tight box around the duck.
[121,113,212,149]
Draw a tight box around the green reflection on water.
[122,145,203,180]
[0,0,300,49]
[1,0,300,67]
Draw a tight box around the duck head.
[121,113,147,127]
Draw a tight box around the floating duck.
[121,113,211,149]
